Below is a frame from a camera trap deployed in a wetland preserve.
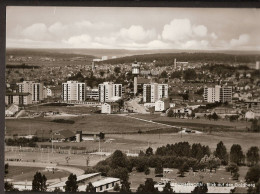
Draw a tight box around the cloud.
[230,34,250,46]
[119,25,156,42]
[63,34,92,47]
[162,19,192,42]
[192,25,207,37]
[21,23,48,40]
[182,40,209,49]
[48,22,68,36]
[210,32,218,39]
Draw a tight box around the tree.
[137,178,157,192]
[32,172,47,191]
[65,173,78,192]
[245,165,260,184]
[54,187,63,192]
[160,71,168,78]
[225,163,239,176]
[136,158,148,172]
[200,155,221,173]
[120,181,131,192]
[191,182,208,193]
[211,112,219,121]
[114,67,121,75]
[144,168,150,176]
[155,164,163,174]
[108,167,129,183]
[167,109,173,117]
[163,182,174,193]
[214,141,228,165]
[99,132,105,140]
[86,182,96,192]
[230,144,244,165]
[99,71,105,77]
[5,163,8,176]
[145,147,153,156]
[183,69,197,81]
[5,182,18,191]
[110,150,130,169]
[251,119,260,132]
[182,93,189,101]
[65,156,71,164]
[246,146,260,166]
[113,183,120,191]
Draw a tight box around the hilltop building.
[143,83,168,103]
[203,85,232,103]
[98,82,122,102]
[62,81,86,101]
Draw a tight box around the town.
[4,49,260,193]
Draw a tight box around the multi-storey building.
[204,85,232,103]
[62,81,86,101]
[5,92,32,105]
[98,82,122,102]
[86,88,99,100]
[17,81,44,102]
[143,83,168,103]
[132,61,140,75]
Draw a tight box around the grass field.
[131,114,251,131]
[27,105,99,115]
[5,114,161,136]
[129,166,249,192]
[6,166,70,182]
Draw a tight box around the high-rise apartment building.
[62,81,85,101]
[98,82,122,102]
[17,81,44,102]
[143,83,168,103]
[204,85,232,103]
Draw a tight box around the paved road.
[126,98,148,114]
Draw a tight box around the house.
[5,104,19,117]
[92,177,121,192]
[48,173,101,192]
[172,106,192,115]
[101,103,120,114]
[52,130,76,142]
[155,99,170,112]
[245,110,260,119]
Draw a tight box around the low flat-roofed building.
[101,102,120,114]
[5,104,19,117]
[155,99,170,112]
[92,177,121,192]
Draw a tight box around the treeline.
[5,137,38,147]
[100,53,259,66]
[6,64,40,69]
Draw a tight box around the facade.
[204,85,232,103]
[86,88,99,100]
[155,99,170,112]
[62,81,86,101]
[5,92,32,105]
[143,83,168,103]
[98,82,122,102]
[101,102,120,114]
[17,81,44,102]
[92,177,121,192]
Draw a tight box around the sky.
[6,7,260,51]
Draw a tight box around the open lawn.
[5,114,161,136]
[108,132,260,153]
[129,166,249,192]
[26,105,99,115]
[131,114,251,131]
[6,166,70,182]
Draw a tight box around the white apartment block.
[98,82,122,102]
[62,81,86,101]
[143,83,168,103]
[17,81,44,102]
[204,85,232,103]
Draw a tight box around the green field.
[6,166,70,182]
[131,114,251,131]
[129,166,249,192]
[5,114,162,136]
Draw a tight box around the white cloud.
[192,25,207,37]
[230,34,250,46]
[162,19,192,42]
[21,23,48,40]
[48,22,68,36]
[119,25,156,42]
[182,40,209,49]
[63,34,92,47]
[210,32,218,39]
